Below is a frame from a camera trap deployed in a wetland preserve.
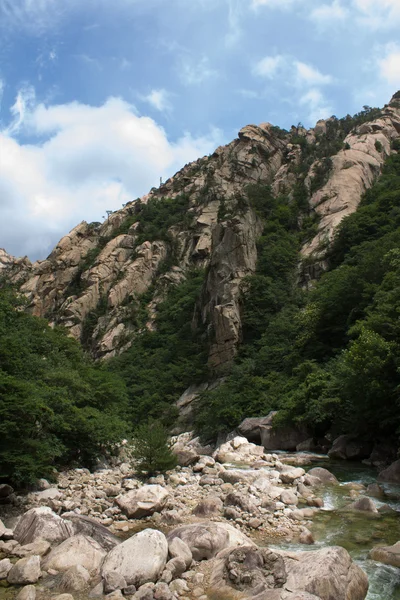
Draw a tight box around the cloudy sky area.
[0,0,400,259]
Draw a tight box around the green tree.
[131,420,177,477]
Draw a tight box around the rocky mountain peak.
[2,95,400,372]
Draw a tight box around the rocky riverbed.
[0,434,399,600]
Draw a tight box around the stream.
[270,458,400,600]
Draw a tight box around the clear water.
[270,459,400,600]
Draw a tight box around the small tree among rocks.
[131,420,177,477]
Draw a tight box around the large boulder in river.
[101,529,168,587]
[344,496,378,514]
[369,541,400,568]
[377,459,400,483]
[283,545,368,600]
[209,545,367,600]
[13,507,74,546]
[328,435,373,461]
[259,412,310,451]
[115,485,169,518]
[307,467,338,485]
[43,535,106,575]
[237,415,275,444]
[167,521,255,561]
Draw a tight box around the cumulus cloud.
[377,43,400,86]
[310,1,349,24]
[0,92,223,260]
[300,88,333,123]
[142,89,172,112]
[179,56,218,86]
[294,61,333,86]
[253,55,284,79]
[353,0,400,29]
[251,0,302,9]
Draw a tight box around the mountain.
[3,94,400,377]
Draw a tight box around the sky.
[0,0,400,260]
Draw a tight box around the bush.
[131,420,177,477]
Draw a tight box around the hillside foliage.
[195,149,400,442]
[0,288,128,485]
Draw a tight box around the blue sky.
[0,0,400,259]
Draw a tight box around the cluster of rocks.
[0,434,377,600]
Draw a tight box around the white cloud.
[0,92,224,259]
[300,88,333,123]
[377,43,400,86]
[295,61,333,86]
[5,84,36,135]
[143,89,172,112]
[179,56,218,85]
[251,0,302,9]
[310,1,349,24]
[253,55,285,79]
[353,0,400,29]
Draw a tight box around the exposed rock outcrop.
[2,95,400,375]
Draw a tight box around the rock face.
[115,485,169,518]
[3,96,399,374]
[101,529,168,587]
[13,507,74,546]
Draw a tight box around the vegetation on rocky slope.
[196,146,400,442]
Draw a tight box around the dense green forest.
[196,141,400,442]
[0,289,128,485]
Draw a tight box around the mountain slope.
[3,93,400,379]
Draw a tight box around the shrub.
[131,420,177,477]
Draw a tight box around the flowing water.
[269,459,400,600]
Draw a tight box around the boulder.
[16,585,36,600]
[282,545,368,600]
[59,565,91,592]
[237,415,275,444]
[7,555,41,585]
[345,497,378,514]
[209,546,287,599]
[65,514,120,551]
[13,538,51,557]
[103,571,127,593]
[0,484,13,499]
[280,490,299,506]
[192,496,223,517]
[13,507,74,546]
[307,467,338,484]
[369,541,400,568]
[328,435,373,461]
[377,459,400,483]
[43,535,106,575]
[168,537,192,569]
[259,412,309,451]
[280,468,305,484]
[101,529,168,587]
[214,437,264,464]
[167,521,254,561]
[172,447,200,467]
[115,485,169,518]
[0,558,12,579]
